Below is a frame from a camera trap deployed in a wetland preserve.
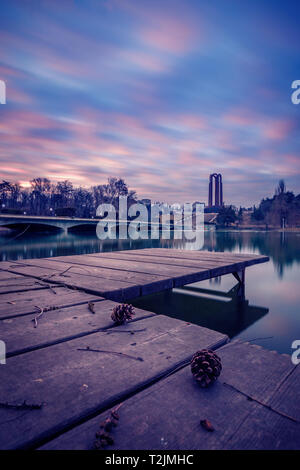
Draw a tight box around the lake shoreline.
[217,226,300,232]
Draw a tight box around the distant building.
[208,173,223,207]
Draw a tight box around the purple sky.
[0,0,299,206]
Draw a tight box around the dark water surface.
[1,228,299,354]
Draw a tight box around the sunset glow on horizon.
[0,0,299,206]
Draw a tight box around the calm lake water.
[1,227,299,354]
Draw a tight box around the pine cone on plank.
[111,303,135,325]
[191,349,222,387]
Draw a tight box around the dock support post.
[232,269,245,300]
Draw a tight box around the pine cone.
[191,349,222,387]
[111,303,135,325]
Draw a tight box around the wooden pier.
[0,249,299,450]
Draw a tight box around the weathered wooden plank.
[0,261,30,271]
[226,354,300,450]
[243,410,299,449]
[47,254,253,287]
[1,261,173,300]
[41,366,257,450]
[1,259,210,298]
[267,361,300,421]
[216,342,295,402]
[0,264,142,300]
[48,257,226,289]
[0,317,227,449]
[137,248,267,262]
[1,248,269,302]
[92,249,263,264]
[0,286,104,320]
[226,405,299,449]
[1,300,156,357]
[131,248,269,267]
[85,252,238,269]
[7,258,173,289]
[86,250,269,276]
[0,277,50,295]
[40,342,297,450]
[2,253,267,300]
[0,271,25,282]
[47,254,216,277]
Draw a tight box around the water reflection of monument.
[132,280,269,339]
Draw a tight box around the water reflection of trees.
[204,230,300,277]
[1,227,299,277]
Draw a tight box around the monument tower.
[208,173,223,207]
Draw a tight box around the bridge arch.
[0,222,63,233]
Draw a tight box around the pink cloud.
[0,64,25,79]
[223,108,294,142]
[177,151,212,167]
[223,109,256,126]
[120,50,168,73]
[140,17,199,54]
[6,85,33,105]
[1,166,26,174]
[111,0,203,55]
[225,157,261,169]
[262,119,294,140]
[176,114,208,130]
[285,154,300,166]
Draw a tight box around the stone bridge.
[0,214,98,233]
[0,213,217,233]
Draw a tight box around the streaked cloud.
[0,0,299,206]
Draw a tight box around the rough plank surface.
[0,261,171,300]
[0,316,227,449]
[55,253,231,269]
[41,342,299,450]
[7,258,172,286]
[0,286,104,320]
[0,263,141,300]
[1,300,155,356]
[0,277,52,295]
[1,248,269,301]
[9,255,216,279]
[133,248,268,263]
[0,271,26,281]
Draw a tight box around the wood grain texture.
[134,248,268,262]
[1,249,269,301]
[0,277,51,295]
[40,342,298,450]
[0,263,141,300]
[0,271,26,281]
[0,286,104,320]
[57,252,232,269]
[1,300,155,357]
[0,316,227,449]
[7,258,172,285]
